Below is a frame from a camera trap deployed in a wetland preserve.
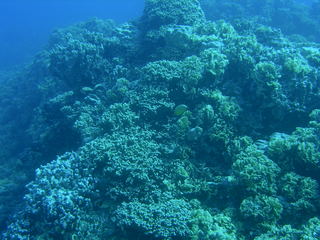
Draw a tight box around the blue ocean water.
[0,0,144,71]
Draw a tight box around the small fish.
[174,104,188,116]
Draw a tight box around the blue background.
[0,0,145,71]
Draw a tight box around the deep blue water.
[0,0,144,71]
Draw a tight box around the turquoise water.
[0,0,144,70]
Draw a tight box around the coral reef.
[1,0,320,239]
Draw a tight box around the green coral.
[301,217,320,240]
[114,199,193,239]
[200,48,229,81]
[49,32,112,89]
[142,0,205,30]
[254,225,301,240]
[191,209,240,240]
[267,132,298,171]
[252,61,282,103]
[232,145,281,195]
[200,0,320,42]
[279,172,318,224]
[142,60,182,85]
[240,194,283,224]
[267,117,320,174]
[283,54,312,77]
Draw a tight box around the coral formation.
[1,0,320,239]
